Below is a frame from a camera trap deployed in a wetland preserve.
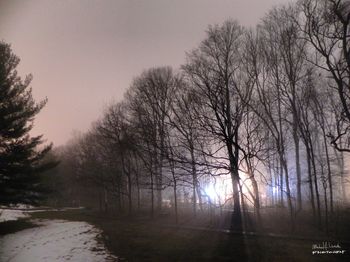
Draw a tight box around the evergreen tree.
[0,41,53,205]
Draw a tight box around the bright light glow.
[203,177,232,205]
[203,171,263,207]
[204,184,218,202]
[272,186,278,195]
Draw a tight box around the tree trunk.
[278,155,284,207]
[322,129,333,214]
[280,154,294,231]
[339,150,347,203]
[293,129,302,211]
[173,184,178,224]
[323,181,329,234]
[150,167,154,219]
[228,131,243,231]
[310,142,322,228]
[245,157,261,225]
[190,144,198,216]
[334,146,347,203]
[250,172,261,224]
[228,142,242,231]
[190,141,202,216]
[156,164,162,212]
[98,188,102,212]
[239,182,248,231]
[231,172,242,230]
[104,187,109,213]
[306,147,316,217]
[134,155,141,211]
[127,174,132,216]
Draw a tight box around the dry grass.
[29,209,350,261]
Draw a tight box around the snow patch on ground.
[0,206,87,222]
[0,219,118,261]
[0,209,29,222]
[0,204,35,209]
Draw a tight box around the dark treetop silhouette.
[0,41,54,205]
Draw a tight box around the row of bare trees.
[50,0,349,231]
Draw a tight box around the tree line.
[49,0,350,231]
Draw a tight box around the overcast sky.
[0,0,289,146]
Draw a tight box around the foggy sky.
[0,0,289,146]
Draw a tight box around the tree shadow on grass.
[211,211,266,262]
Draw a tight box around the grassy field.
[0,219,38,235]
[24,209,349,262]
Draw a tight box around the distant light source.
[272,186,278,195]
[205,184,217,202]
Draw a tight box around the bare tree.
[163,79,206,216]
[183,20,254,230]
[298,0,350,152]
[96,102,138,216]
[246,13,297,229]
[126,67,177,214]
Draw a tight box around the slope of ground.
[0,209,29,222]
[0,207,118,262]
[30,209,350,262]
